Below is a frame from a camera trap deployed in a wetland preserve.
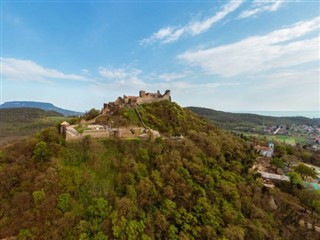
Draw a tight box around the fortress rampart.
[102,90,171,114]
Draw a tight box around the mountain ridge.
[0,101,82,116]
[187,106,320,128]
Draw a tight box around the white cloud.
[189,0,243,35]
[95,65,238,95]
[1,58,87,83]
[140,0,243,45]
[81,69,90,75]
[239,0,284,19]
[178,17,320,77]
[158,72,189,82]
[98,66,142,80]
[98,67,128,79]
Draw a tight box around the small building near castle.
[255,141,274,157]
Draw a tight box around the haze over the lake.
[1,0,319,112]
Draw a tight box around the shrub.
[32,189,46,206]
[32,141,51,162]
[57,193,71,213]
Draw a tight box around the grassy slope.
[0,108,65,143]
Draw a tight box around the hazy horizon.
[1,99,319,118]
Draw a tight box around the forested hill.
[0,108,65,144]
[188,106,320,128]
[0,101,82,116]
[0,101,319,239]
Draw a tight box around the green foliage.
[87,198,111,219]
[83,108,100,120]
[138,101,216,136]
[312,200,320,214]
[188,106,319,130]
[32,141,51,162]
[32,189,46,206]
[68,117,81,125]
[224,225,245,240]
[270,158,284,173]
[287,172,303,187]
[75,124,90,134]
[294,163,317,179]
[0,108,64,144]
[122,108,140,125]
[57,193,71,213]
[18,228,34,240]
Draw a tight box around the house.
[254,141,274,157]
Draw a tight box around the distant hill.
[0,101,82,116]
[187,107,320,130]
[0,108,65,144]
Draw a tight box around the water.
[232,111,320,119]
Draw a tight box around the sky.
[1,0,319,113]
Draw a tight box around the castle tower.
[268,141,274,153]
[139,90,146,97]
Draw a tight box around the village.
[253,141,320,190]
[263,124,320,147]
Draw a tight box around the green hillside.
[0,101,319,239]
[0,108,65,143]
[188,107,320,129]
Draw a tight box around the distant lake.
[232,111,320,119]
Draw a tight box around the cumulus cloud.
[1,58,87,83]
[140,0,243,45]
[178,17,320,77]
[96,65,238,96]
[239,0,284,19]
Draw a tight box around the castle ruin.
[102,90,171,114]
[61,90,171,142]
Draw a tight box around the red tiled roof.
[254,145,272,152]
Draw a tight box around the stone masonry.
[102,90,171,114]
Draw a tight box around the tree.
[84,108,100,120]
[32,189,46,206]
[33,141,51,162]
[270,158,284,173]
[282,155,298,169]
[287,172,303,187]
[294,163,317,180]
[57,193,71,213]
[87,197,111,220]
[224,225,245,240]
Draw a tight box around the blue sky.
[1,0,319,112]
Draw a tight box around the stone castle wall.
[82,130,110,138]
[102,90,171,114]
[136,91,171,105]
